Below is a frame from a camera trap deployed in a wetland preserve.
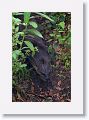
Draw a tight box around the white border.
[0,0,83,114]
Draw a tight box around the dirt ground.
[12,47,71,102]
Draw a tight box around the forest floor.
[12,45,71,102]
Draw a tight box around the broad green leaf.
[24,41,35,52]
[20,64,27,68]
[24,12,30,24]
[28,29,43,38]
[14,50,21,55]
[59,21,65,29]
[12,52,17,60]
[29,21,38,28]
[17,32,24,36]
[36,12,54,22]
[58,30,65,32]
[12,50,21,60]
[12,12,23,16]
[49,34,54,37]
[15,27,19,32]
[12,17,21,25]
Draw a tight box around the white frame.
[0,0,83,114]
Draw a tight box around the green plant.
[12,12,54,86]
[60,53,71,69]
[47,13,71,69]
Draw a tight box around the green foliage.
[60,52,71,69]
[12,12,31,86]
[24,41,35,52]
[12,12,55,86]
[29,21,38,28]
[24,40,38,56]
[46,13,71,69]
[24,12,30,24]
[28,29,43,38]
[58,21,65,30]
[12,50,21,60]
